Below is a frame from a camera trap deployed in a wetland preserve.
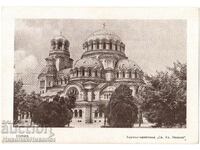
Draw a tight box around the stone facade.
[38,26,144,126]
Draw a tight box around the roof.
[74,57,103,69]
[58,68,71,78]
[85,28,121,42]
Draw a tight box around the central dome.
[85,28,121,42]
[74,57,103,69]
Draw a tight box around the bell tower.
[49,32,73,71]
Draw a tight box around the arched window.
[116,72,119,78]
[79,110,82,118]
[21,112,24,119]
[135,71,137,78]
[122,71,125,78]
[109,42,112,49]
[40,80,45,88]
[96,41,99,49]
[61,79,63,84]
[76,70,78,77]
[64,78,67,84]
[74,110,78,118]
[103,42,106,49]
[57,40,63,50]
[26,112,29,119]
[88,69,92,77]
[95,111,98,118]
[85,43,89,51]
[82,68,85,76]
[91,42,93,50]
[129,71,132,78]
[100,71,103,78]
[51,40,56,50]
[99,112,103,118]
[95,70,98,77]
[115,44,117,50]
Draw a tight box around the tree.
[32,95,76,127]
[107,85,138,128]
[14,80,27,124]
[140,61,186,127]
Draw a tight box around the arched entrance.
[66,87,79,99]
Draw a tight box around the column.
[119,71,123,78]
[132,71,135,78]
[99,42,103,49]
[87,90,93,102]
[93,42,97,50]
[125,71,129,78]
[106,42,109,50]
[62,41,65,50]
[78,69,82,77]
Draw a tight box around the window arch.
[135,71,137,78]
[26,112,29,119]
[51,40,56,50]
[76,70,78,77]
[95,70,98,77]
[67,87,79,99]
[82,68,85,76]
[116,72,119,78]
[88,68,92,77]
[122,71,125,78]
[95,111,98,118]
[109,42,112,49]
[99,112,103,118]
[79,110,82,118]
[103,42,106,49]
[21,112,24,119]
[91,42,93,50]
[57,40,63,50]
[96,40,99,49]
[100,70,103,78]
[74,110,78,118]
[129,71,132,78]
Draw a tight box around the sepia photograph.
[1,7,198,144]
[14,19,186,128]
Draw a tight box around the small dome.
[51,33,70,44]
[85,28,121,42]
[116,59,141,71]
[74,57,103,69]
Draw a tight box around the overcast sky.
[15,19,186,75]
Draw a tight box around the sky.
[14,19,186,92]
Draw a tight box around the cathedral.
[38,25,144,126]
